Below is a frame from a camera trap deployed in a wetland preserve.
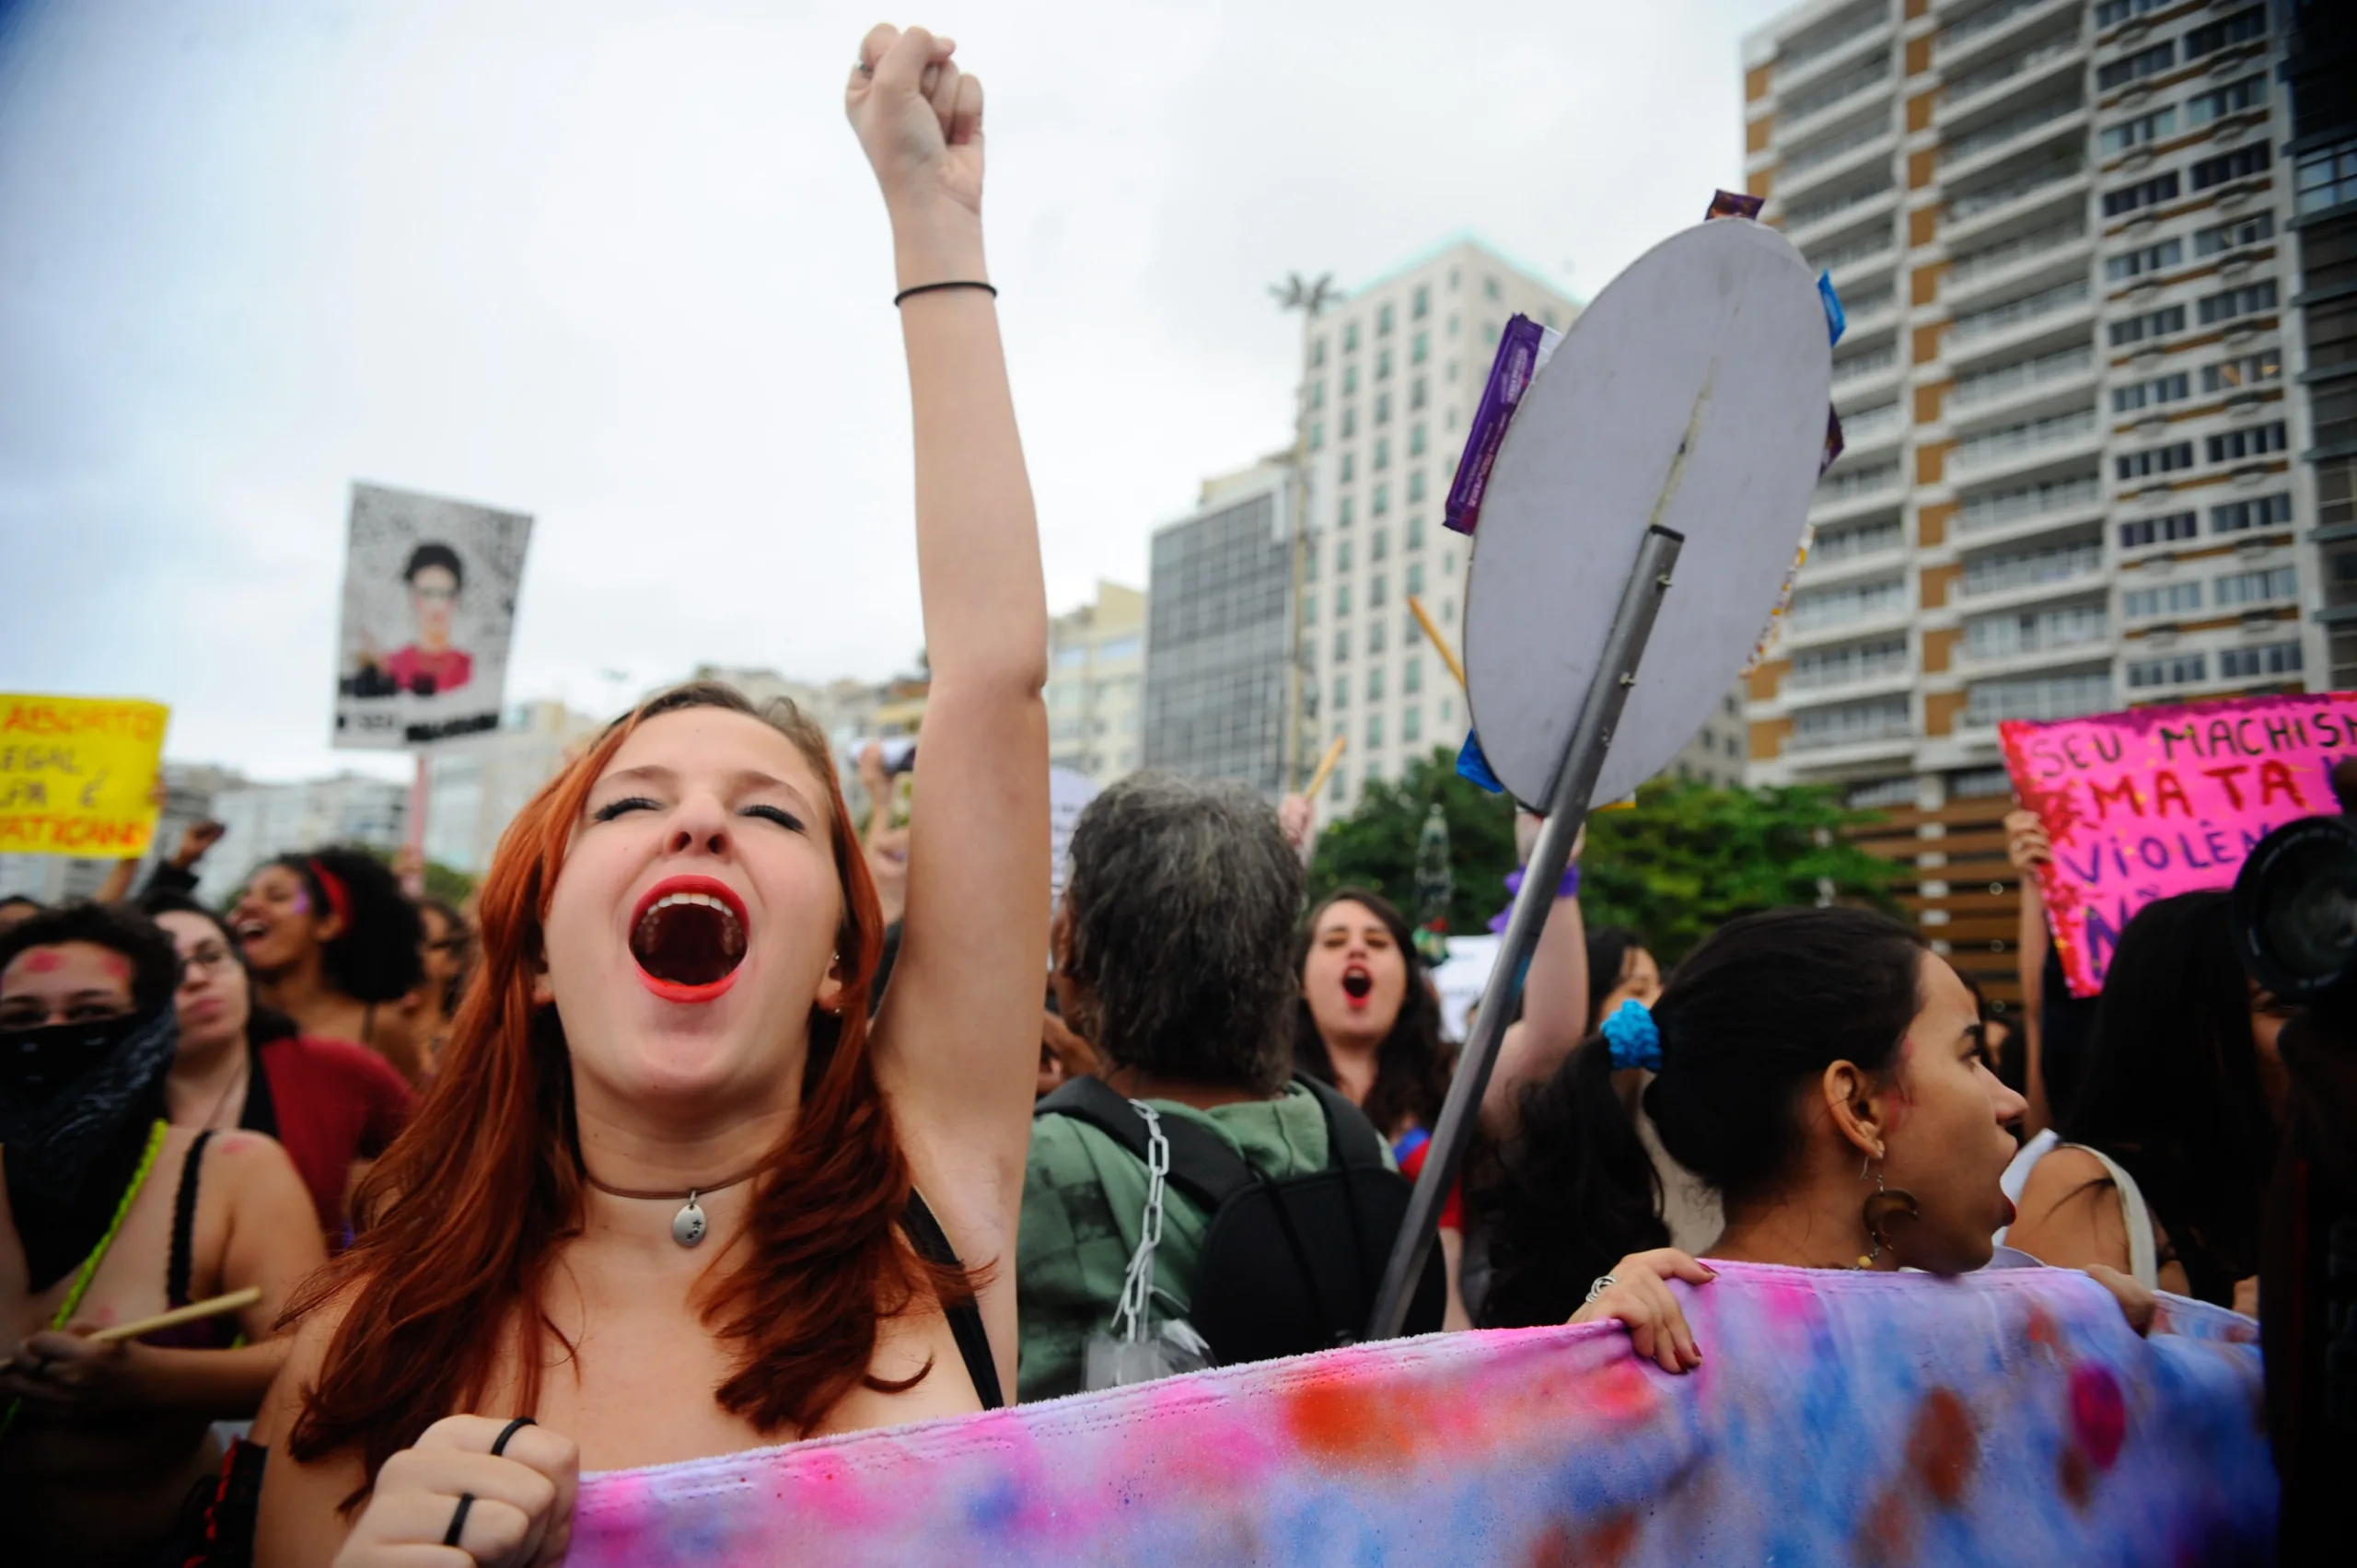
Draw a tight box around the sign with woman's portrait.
[331,482,533,749]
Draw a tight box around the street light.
[1272,271,1336,795]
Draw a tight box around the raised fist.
[846,25,983,221]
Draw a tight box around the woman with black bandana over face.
[0,903,323,1568]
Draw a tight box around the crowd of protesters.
[1,24,2343,1567]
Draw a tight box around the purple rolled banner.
[1705,189,1765,221]
[1443,315,1550,538]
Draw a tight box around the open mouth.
[1341,964,1373,1003]
[629,876,749,1002]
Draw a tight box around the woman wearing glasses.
[145,893,415,1241]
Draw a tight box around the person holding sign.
[250,27,1048,1564]
[0,903,324,1568]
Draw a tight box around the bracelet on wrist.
[893,280,996,307]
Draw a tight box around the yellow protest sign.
[0,695,170,858]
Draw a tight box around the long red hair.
[285,682,968,1491]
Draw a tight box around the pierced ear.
[1820,1059,1886,1162]
[814,948,849,1016]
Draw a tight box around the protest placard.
[2001,691,2357,996]
[1048,766,1099,903]
[332,482,533,750]
[0,694,170,857]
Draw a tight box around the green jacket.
[1016,1084,1347,1402]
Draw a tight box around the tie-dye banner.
[569,1261,2271,1567]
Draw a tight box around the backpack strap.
[1035,1077,1258,1211]
[1293,1073,1394,1172]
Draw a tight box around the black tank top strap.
[168,1130,215,1309]
[900,1190,1004,1411]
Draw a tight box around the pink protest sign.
[2001,691,2357,997]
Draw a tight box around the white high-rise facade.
[1296,238,1582,821]
[1047,581,1146,786]
[1742,0,2323,807]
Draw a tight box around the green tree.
[1307,748,1518,935]
[419,860,478,908]
[1578,777,1898,966]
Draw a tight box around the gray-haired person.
[1017,774,1436,1400]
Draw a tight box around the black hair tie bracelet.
[444,1418,538,1547]
[893,280,997,307]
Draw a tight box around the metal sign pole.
[1366,523,1685,1342]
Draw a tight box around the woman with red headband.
[230,847,426,1086]
[245,27,1047,1565]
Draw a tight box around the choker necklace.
[580,1162,764,1248]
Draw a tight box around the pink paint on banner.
[2000,691,2357,996]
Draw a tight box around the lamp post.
[1271,272,1337,795]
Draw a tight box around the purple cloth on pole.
[1705,190,1765,221]
[1442,314,1549,538]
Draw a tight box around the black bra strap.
[168,1131,215,1309]
[900,1190,1004,1411]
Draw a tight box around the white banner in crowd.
[1049,765,1099,903]
[331,482,533,750]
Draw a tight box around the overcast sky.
[1,0,1791,783]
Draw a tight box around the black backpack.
[1033,1074,1447,1366]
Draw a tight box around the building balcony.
[1829,340,1903,396]
[1782,648,1915,702]
[1809,461,1907,526]
[1778,600,1914,656]
[1938,29,2084,130]
[1777,10,1894,98]
[1956,665,2113,731]
[1957,543,2107,611]
[1941,157,2089,250]
[1944,221,2092,310]
[1955,470,2106,545]
[1948,343,2099,426]
[1939,0,2084,75]
[1945,281,2095,372]
[1807,222,1900,285]
[1951,410,2104,487]
[1785,720,1919,761]
[1781,110,1898,197]
[1784,182,1899,250]
[1837,399,1907,459]
[1941,97,2088,190]
[1958,632,2116,684]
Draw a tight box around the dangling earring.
[1856,1151,1920,1270]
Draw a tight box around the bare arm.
[846,27,1048,1372]
[1480,819,1587,1139]
[2005,1147,2133,1276]
[252,1307,369,1568]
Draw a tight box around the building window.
[1412,330,1429,366]
[2296,137,2357,216]
[1378,302,1395,336]
[2111,373,2189,412]
[1341,406,1357,439]
[1340,451,1355,482]
[1441,697,1455,727]
[1367,665,1386,702]
[2107,304,2186,346]
[1413,285,1430,319]
[1305,592,1318,625]
[2128,653,2208,689]
[2196,281,2278,326]
[1376,391,1392,425]
[2205,424,2287,464]
[1374,482,1390,517]
[1370,527,1388,563]
[1309,423,1324,451]
[1370,573,1388,608]
[1409,424,1427,459]
[2121,580,2201,618]
[2115,442,2195,481]
[1375,437,1390,471]
[2202,351,2282,392]
[1447,312,1460,336]
[1336,582,1353,615]
[1407,562,1425,597]
[1329,767,1345,803]
[2099,108,2176,156]
[2193,212,2273,255]
[1410,377,1427,412]
[1337,538,1353,571]
[1408,470,1427,503]
[1311,337,1327,367]
[2104,238,2182,281]
[2095,41,2173,91]
[1333,674,1349,709]
[1404,656,1422,695]
[1306,546,1318,581]
[2211,494,2292,533]
[2102,172,2178,218]
[2183,6,2266,62]
[1407,515,1425,550]
[2220,641,2304,679]
[2213,565,2296,606]
[2095,0,2167,26]
[1343,364,1358,397]
[1344,320,1360,353]
[1334,628,1351,661]
[1403,706,1422,743]
[2119,510,2197,547]
[1368,616,1387,654]
[1339,495,1354,527]
[2189,145,2270,192]
[2186,75,2266,126]
[1366,713,1384,749]
[1483,319,1501,345]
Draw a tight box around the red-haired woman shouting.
[250,28,1047,1565]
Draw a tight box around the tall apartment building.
[422,701,604,875]
[2281,1,2357,686]
[1047,580,1146,786]
[196,772,409,905]
[1740,0,2324,812]
[1142,459,1297,796]
[1296,238,1583,821]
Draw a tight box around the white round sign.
[1463,217,1830,808]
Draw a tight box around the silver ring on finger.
[1584,1272,1617,1305]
